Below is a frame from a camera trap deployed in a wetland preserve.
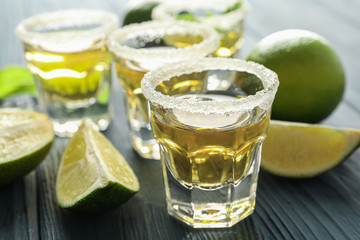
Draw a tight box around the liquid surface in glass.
[25,43,111,107]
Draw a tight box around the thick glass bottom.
[53,116,110,137]
[161,148,260,228]
[168,198,254,228]
[41,98,111,137]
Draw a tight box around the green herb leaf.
[0,66,36,99]
[224,1,242,14]
[175,12,198,21]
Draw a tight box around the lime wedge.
[261,120,360,178]
[0,108,54,185]
[56,121,140,212]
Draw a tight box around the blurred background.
[1,0,359,129]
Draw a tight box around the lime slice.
[0,108,54,185]
[56,121,140,212]
[261,120,360,178]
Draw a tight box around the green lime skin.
[123,2,160,26]
[61,182,138,212]
[0,140,53,186]
[247,29,345,123]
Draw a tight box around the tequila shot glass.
[141,58,279,228]
[107,21,220,160]
[152,0,250,58]
[15,9,119,137]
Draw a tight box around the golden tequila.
[25,44,111,106]
[107,21,220,159]
[15,9,119,137]
[113,34,205,122]
[152,0,250,57]
[151,103,270,188]
[216,27,244,58]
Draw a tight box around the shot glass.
[152,0,250,58]
[141,58,279,228]
[15,9,119,137]
[107,21,220,160]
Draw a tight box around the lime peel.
[247,29,345,123]
[261,120,360,178]
[0,108,54,185]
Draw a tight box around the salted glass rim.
[106,20,220,61]
[141,58,279,114]
[15,9,119,47]
[152,0,251,28]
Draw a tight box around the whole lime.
[123,1,160,26]
[247,29,345,123]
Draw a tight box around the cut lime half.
[0,108,54,185]
[56,121,140,212]
[261,120,360,178]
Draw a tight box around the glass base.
[39,94,112,137]
[162,151,260,228]
[168,198,255,228]
[131,134,160,160]
[53,117,110,138]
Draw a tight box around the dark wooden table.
[1,0,360,239]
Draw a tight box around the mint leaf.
[224,1,242,14]
[175,12,198,21]
[0,66,36,99]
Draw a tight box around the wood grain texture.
[1,0,360,239]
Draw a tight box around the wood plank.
[24,171,40,240]
[0,183,21,239]
[256,158,360,239]
[0,180,32,239]
[0,102,40,240]
[37,139,68,239]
